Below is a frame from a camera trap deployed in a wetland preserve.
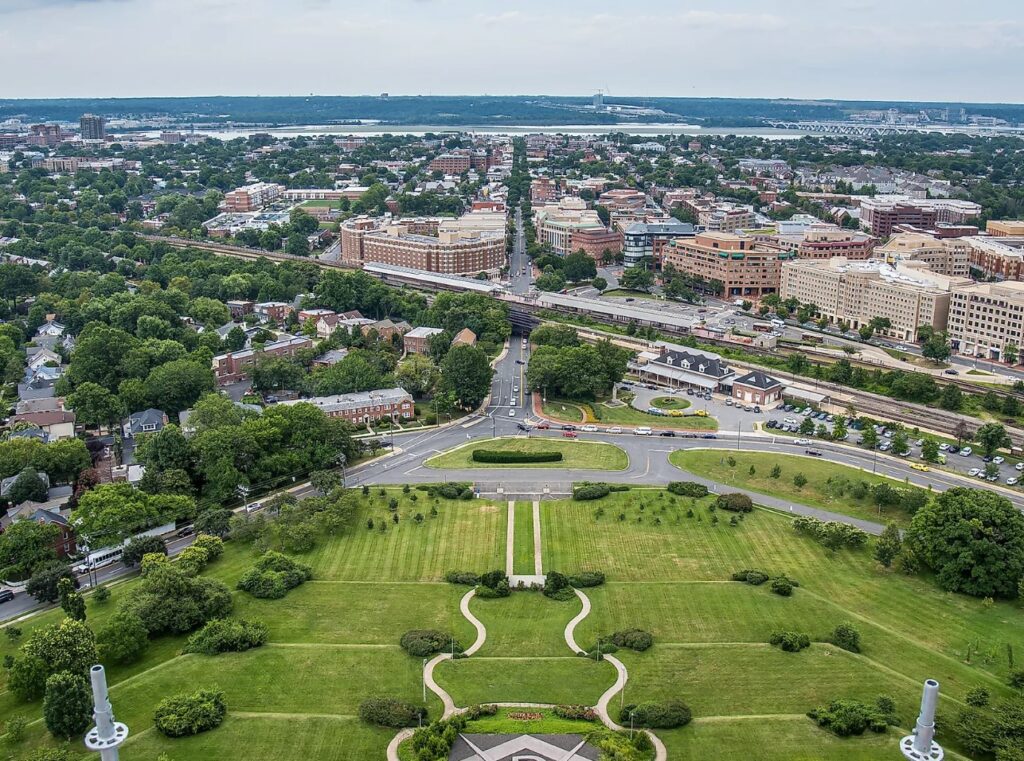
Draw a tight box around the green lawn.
[601,288,661,300]
[513,502,535,576]
[543,396,719,430]
[425,437,629,470]
[470,591,581,657]
[434,657,615,706]
[670,450,923,527]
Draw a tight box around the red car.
[562,430,578,438]
[536,422,550,430]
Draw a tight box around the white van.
[633,427,652,436]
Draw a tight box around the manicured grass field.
[434,657,614,706]
[670,449,923,526]
[651,396,691,410]
[425,437,629,470]
[470,590,581,657]
[543,396,719,430]
[512,501,535,576]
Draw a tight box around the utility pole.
[84,665,128,761]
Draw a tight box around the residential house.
[2,510,77,557]
[35,320,65,338]
[122,409,168,439]
[404,326,444,354]
[18,375,58,402]
[254,301,293,323]
[11,410,76,440]
[364,319,411,341]
[451,328,477,347]
[226,300,255,318]
[313,348,349,367]
[26,348,61,373]
[279,387,413,426]
[212,336,313,384]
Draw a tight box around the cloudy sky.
[1,0,1022,102]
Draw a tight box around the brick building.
[403,326,443,354]
[280,387,414,426]
[223,182,285,212]
[731,371,784,406]
[663,232,795,298]
[212,336,313,384]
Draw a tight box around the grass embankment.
[425,437,629,470]
[669,450,924,527]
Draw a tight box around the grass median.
[425,437,629,470]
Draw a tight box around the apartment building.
[340,216,504,275]
[597,189,646,212]
[212,336,313,384]
[403,326,444,354]
[780,257,970,340]
[859,196,982,238]
[948,281,1024,361]
[534,198,616,257]
[702,205,756,233]
[80,114,106,141]
[986,220,1024,236]
[622,220,696,268]
[530,178,559,203]
[760,224,876,261]
[965,237,1024,281]
[223,182,286,212]
[280,388,414,426]
[429,152,472,175]
[663,232,794,298]
[874,232,970,278]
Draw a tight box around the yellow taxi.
[910,463,930,472]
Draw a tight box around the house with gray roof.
[122,409,168,439]
[633,347,735,391]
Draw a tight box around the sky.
[1,0,1022,103]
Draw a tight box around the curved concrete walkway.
[570,589,668,761]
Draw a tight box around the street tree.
[0,521,60,579]
[976,422,1011,458]
[922,332,952,363]
[439,344,492,409]
[66,382,124,428]
[874,522,902,568]
[921,438,940,463]
[860,426,879,450]
[394,354,439,398]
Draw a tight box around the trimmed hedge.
[463,704,498,720]
[419,483,474,500]
[185,619,268,655]
[445,571,480,586]
[236,552,312,599]
[554,705,598,721]
[605,629,653,652]
[359,697,427,728]
[154,689,227,737]
[769,630,811,652]
[400,630,463,658]
[731,569,770,585]
[620,700,692,729]
[573,482,628,501]
[793,516,868,550]
[471,449,563,464]
[667,482,709,498]
[568,571,605,588]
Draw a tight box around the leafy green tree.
[57,578,86,622]
[312,354,384,396]
[922,332,951,363]
[591,276,607,291]
[798,417,815,435]
[1005,343,1020,365]
[620,267,656,292]
[10,619,96,701]
[938,384,962,411]
[394,354,439,398]
[43,671,92,740]
[874,522,902,568]
[195,508,232,538]
[977,422,1011,458]
[909,487,1024,598]
[535,271,566,292]
[891,429,909,455]
[224,325,247,351]
[860,427,879,450]
[439,344,492,409]
[831,419,847,441]
[0,521,60,579]
[25,562,75,603]
[562,251,597,283]
[71,483,194,549]
[66,382,125,428]
[921,438,940,463]
[142,360,215,416]
[6,467,47,506]
[97,611,149,664]
[251,356,306,392]
[188,297,231,327]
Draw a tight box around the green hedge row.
[471,449,563,463]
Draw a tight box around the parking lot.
[764,404,1024,487]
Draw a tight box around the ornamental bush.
[185,619,268,655]
[445,570,480,586]
[568,571,605,588]
[554,705,598,721]
[192,534,224,561]
[769,630,811,652]
[605,629,653,652]
[543,571,575,601]
[153,689,227,737]
[43,671,91,740]
[793,516,868,550]
[120,564,232,635]
[121,535,168,567]
[808,698,888,737]
[620,700,692,729]
[731,569,770,585]
[236,551,312,599]
[770,576,795,596]
[667,482,709,498]
[97,611,149,665]
[716,493,753,513]
[399,630,462,658]
[358,697,427,728]
[471,449,563,463]
[462,704,498,720]
[830,623,861,653]
[573,483,611,501]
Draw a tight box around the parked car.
[633,427,652,436]
[994,456,1005,464]
[562,430,578,438]
[960,447,973,456]
[659,431,676,437]
[1016,462,1024,471]
[968,468,981,477]
[581,424,598,432]
[1008,477,1020,486]
[0,589,15,604]
[607,426,622,434]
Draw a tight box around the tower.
[80,114,106,141]
[84,664,128,761]
[900,679,943,760]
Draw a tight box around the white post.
[84,664,128,761]
[900,679,943,760]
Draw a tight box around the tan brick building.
[948,281,1024,361]
[341,216,504,275]
[663,232,794,298]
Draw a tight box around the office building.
[965,237,1024,281]
[597,189,646,212]
[948,281,1024,360]
[223,182,286,212]
[760,224,876,261]
[663,232,795,298]
[780,257,970,340]
[622,220,696,268]
[859,196,982,237]
[534,198,619,257]
[874,232,970,277]
[79,114,106,141]
[986,220,1024,237]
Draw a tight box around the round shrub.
[154,689,227,737]
[475,580,510,598]
[543,571,575,601]
[445,571,480,586]
[808,698,887,736]
[568,571,606,588]
[236,551,312,599]
[830,623,861,653]
[667,482,709,498]
[770,577,794,596]
[620,700,692,729]
[399,630,462,658]
[192,534,225,561]
[607,629,654,652]
[359,697,427,728]
[716,493,753,513]
[185,619,268,655]
[573,483,611,501]
[471,449,562,464]
[769,630,811,652]
[121,535,167,567]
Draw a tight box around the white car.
[607,426,622,434]
[581,424,598,432]
[1008,477,1019,486]
[513,386,519,393]
[968,468,981,477]
[633,427,652,436]
[245,501,265,514]
[802,408,813,416]
[795,438,811,445]
[939,443,950,451]
[508,409,516,417]
[994,456,1005,464]
[1016,462,1024,471]
[960,447,973,457]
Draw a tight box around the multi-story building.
[223,182,286,212]
[254,302,293,322]
[404,326,444,354]
[759,224,876,261]
[226,300,255,318]
[874,232,970,278]
[41,157,81,174]
[597,189,646,212]
[530,178,559,203]
[79,114,106,141]
[779,257,970,340]
[429,152,472,175]
[965,237,1024,281]
[280,387,414,426]
[701,204,756,232]
[212,336,313,384]
[859,196,982,237]
[986,220,1024,237]
[27,124,64,147]
[663,232,794,298]
[622,220,696,268]
[948,281,1024,361]
[340,216,504,275]
[534,198,617,257]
